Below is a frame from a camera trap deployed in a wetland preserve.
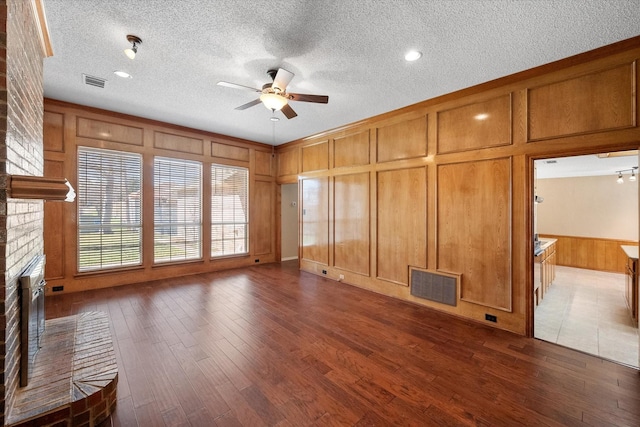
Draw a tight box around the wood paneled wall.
[277,36,640,336]
[43,100,277,293]
[540,234,636,274]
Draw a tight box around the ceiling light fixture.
[260,93,288,111]
[617,172,624,184]
[113,70,132,79]
[124,34,142,60]
[404,50,422,61]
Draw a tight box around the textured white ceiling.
[42,0,640,145]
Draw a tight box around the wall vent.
[410,267,460,306]
[82,74,107,88]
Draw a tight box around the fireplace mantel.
[7,175,74,201]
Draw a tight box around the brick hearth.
[6,312,118,427]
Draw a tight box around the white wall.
[281,183,299,260]
[536,175,638,241]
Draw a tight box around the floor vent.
[82,74,107,88]
[410,268,460,306]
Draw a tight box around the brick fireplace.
[0,0,50,423]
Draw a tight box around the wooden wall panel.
[334,131,370,168]
[211,141,250,162]
[438,158,512,311]
[437,94,512,153]
[44,111,64,152]
[377,116,427,163]
[377,167,427,285]
[302,140,329,172]
[334,173,370,275]
[77,117,143,146]
[43,159,65,279]
[541,234,637,273]
[278,149,299,177]
[528,63,635,141]
[154,131,204,155]
[301,177,329,265]
[255,151,273,176]
[253,180,273,255]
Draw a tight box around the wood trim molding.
[8,175,69,200]
[30,0,54,57]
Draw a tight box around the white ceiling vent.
[82,74,107,89]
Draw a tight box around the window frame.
[76,146,143,273]
[153,156,203,264]
[210,164,249,258]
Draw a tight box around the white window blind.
[211,165,248,257]
[77,147,142,272]
[154,157,202,263]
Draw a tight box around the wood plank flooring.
[46,261,640,426]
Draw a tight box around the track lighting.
[615,166,638,184]
[124,35,142,59]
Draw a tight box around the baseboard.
[281,256,298,262]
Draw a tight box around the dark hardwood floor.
[47,261,640,426]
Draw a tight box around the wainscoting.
[540,234,636,273]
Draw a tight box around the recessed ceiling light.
[474,113,489,121]
[113,70,132,79]
[404,50,422,61]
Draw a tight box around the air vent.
[82,74,107,89]
[410,267,460,306]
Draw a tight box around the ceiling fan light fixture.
[260,93,288,111]
[124,35,142,59]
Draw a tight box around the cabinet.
[534,238,557,306]
[625,255,638,325]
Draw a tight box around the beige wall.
[280,183,299,260]
[537,175,638,241]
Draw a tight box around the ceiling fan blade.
[235,99,262,110]
[217,81,261,92]
[281,103,297,119]
[288,93,329,104]
[273,68,294,92]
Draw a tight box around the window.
[77,147,142,272]
[154,157,202,263]
[211,165,248,257]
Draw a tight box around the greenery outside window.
[211,164,248,257]
[154,157,202,263]
[77,147,142,272]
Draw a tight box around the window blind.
[77,147,142,272]
[211,165,248,257]
[154,157,202,263]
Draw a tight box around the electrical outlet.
[322,269,327,275]
[338,274,344,281]
[254,259,260,263]
[52,286,64,292]
[485,314,497,322]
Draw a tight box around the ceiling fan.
[217,68,328,119]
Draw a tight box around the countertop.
[534,238,557,257]
[621,244,638,260]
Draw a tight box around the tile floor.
[534,265,639,368]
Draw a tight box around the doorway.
[280,183,299,261]
[533,151,639,368]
